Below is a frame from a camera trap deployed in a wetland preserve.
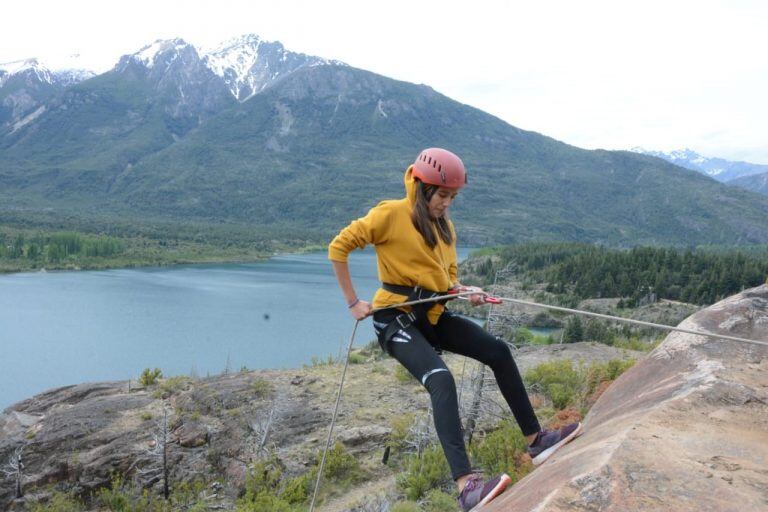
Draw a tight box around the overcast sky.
[2,0,766,164]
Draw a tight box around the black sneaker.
[457,473,512,511]
[527,422,583,466]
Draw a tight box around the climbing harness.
[309,289,479,511]
[310,289,768,510]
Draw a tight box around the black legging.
[373,309,540,480]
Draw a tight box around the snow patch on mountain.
[0,57,94,88]
[0,59,53,86]
[631,147,768,183]
[131,39,191,68]
[201,34,346,102]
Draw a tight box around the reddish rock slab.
[487,285,768,512]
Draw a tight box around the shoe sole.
[531,422,584,466]
[468,473,512,512]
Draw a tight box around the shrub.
[391,502,422,512]
[251,378,274,398]
[31,491,84,512]
[583,359,635,399]
[139,368,163,387]
[524,359,636,410]
[96,474,130,511]
[523,360,581,409]
[612,336,657,352]
[280,473,312,505]
[154,376,191,398]
[470,421,532,483]
[423,489,460,511]
[93,473,208,511]
[397,444,452,501]
[531,334,555,345]
[348,352,366,364]
[243,457,284,500]
[513,327,534,345]
[235,494,299,512]
[319,442,362,481]
[388,413,416,452]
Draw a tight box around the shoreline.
[0,243,328,276]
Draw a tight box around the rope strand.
[311,289,767,509]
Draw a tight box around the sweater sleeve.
[328,202,392,262]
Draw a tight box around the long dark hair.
[411,180,454,249]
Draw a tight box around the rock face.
[488,285,768,512]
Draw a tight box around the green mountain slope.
[2,64,767,246]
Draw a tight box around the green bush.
[584,359,636,399]
[388,413,416,452]
[348,352,366,364]
[531,334,555,345]
[319,442,362,481]
[95,474,130,511]
[612,336,658,352]
[92,473,208,511]
[397,444,452,501]
[280,473,312,504]
[238,445,361,511]
[153,375,191,398]
[470,421,532,482]
[423,489,460,511]
[251,378,274,398]
[236,493,300,512]
[513,327,534,345]
[524,359,636,410]
[237,456,303,511]
[243,457,284,500]
[30,492,84,512]
[523,360,582,409]
[391,502,422,512]
[139,368,163,387]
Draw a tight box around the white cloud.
[1,0,766,163]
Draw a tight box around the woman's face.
[427,186,459,219]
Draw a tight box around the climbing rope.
[310,289,767,510]
[309,291,480,511]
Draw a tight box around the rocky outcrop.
[0,335,640,509]
[489,285,768,511]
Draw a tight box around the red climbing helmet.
[412,148,467,189]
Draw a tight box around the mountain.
[631,147,768,183]
[0,58,95,133]
[728,171,768,196]
[202,34,345,101]
[1,37,768,247]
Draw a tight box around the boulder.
[488,285,768,511]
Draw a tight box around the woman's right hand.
[349,299,373,320]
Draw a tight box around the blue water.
[0,248,475,409]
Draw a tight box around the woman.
[328,148,582,511]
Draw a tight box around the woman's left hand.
[453,285,487,306]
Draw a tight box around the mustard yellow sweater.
[328,165,458,324]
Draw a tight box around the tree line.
[0,232,123,263]
[474,242,768,306]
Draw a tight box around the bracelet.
[347,298,360,308]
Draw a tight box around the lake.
[0,248,476,409]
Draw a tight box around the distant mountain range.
[2,35,768,246]
[631,147,768,196]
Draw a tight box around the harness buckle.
[395,312,416,329]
